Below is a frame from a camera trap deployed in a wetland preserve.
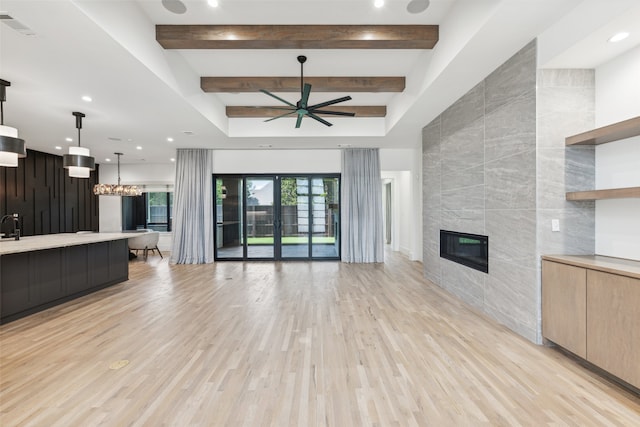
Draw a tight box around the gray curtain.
[341,148,384,263]
[170,149,214,264]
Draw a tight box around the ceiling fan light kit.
[63,112,95,178]
[0,79,27,168]
[260,55,355,128]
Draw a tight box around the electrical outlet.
[551,219,560,232]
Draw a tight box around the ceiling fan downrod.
[298,55,307,98]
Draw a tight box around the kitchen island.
[0,233,131,324]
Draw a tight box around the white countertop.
[0,232,133,255]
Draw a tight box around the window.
[146,192,173,232]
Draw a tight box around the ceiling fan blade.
[310,109,356,117]
[295,113,304,128]
[307,96,352,110]
[301,83,312,108]
[260,89,296,107]
[307,112,333,127]
[264,110,297,122]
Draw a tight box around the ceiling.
[1,0,639,165]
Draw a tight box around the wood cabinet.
[542,255,640,389]
[565,115,640,201]
[542,260,586,358]
[586,270,640,388]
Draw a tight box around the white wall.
[595,45,640,260]
[214,150,340,173]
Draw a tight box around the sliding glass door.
[246,177,275,259]
[215,176,244,259]
[214,174,340,261]
[280,177,310,258]
[311,177,340,258]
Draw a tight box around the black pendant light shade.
[63,111,95,178]
[0,79,27,167]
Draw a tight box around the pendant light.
[0,79,27,167]
[93,152,141,196]
[63,111,95,178]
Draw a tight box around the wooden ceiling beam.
[226,106,386,118]
[202,77,405,93]
[157,25,438,49]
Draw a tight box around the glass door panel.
[280,177,310,258]
[246,177,275,259]
[215,177,244,259]
[312,177,340,258]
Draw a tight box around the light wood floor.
[1,251,639,426]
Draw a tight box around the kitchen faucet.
[1,213,20,240]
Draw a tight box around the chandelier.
[93,152,142,196]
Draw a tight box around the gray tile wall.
[535,69,595,342]
[423,41,594,343]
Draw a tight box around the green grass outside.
[247,236,335,245]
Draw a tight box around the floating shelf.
[566,115,640,146]
[566,187,640,201]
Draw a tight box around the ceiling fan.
[260,55,355,128]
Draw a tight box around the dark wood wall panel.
[0,149,99,237]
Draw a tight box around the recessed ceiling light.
[55,146,62,150]
[105,158,111,162]
[374,0,384,8]
[167,137,174,142]
[82,95,92,102]
[65,137,73,142]
[136,146,142,150]
[170,158,175,162]
[207,0,219,7]
[608,32,630,43]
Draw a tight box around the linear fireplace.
[440,230,489,273]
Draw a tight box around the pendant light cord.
[117,153,121,185]
[0,80,6,125]
[76,114,82,147]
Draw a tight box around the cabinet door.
[542,260,587,358]
[587,270,640,388]
[1,253,32,318]
[34,248,65,303]
[108,239,129,283]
